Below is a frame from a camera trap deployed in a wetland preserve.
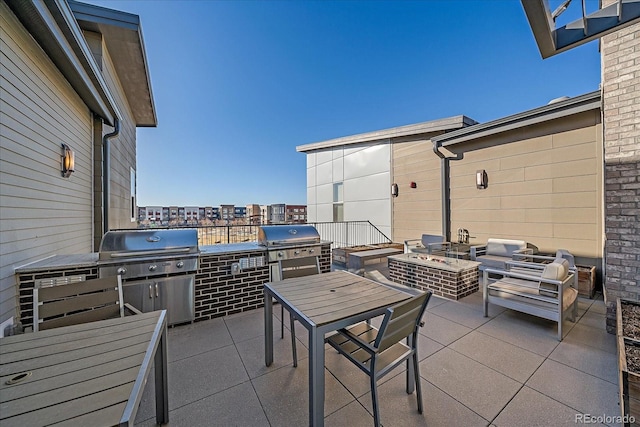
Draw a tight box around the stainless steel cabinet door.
[152,276,195,325]
[123,281,155,314]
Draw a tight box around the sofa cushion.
[486,238,527,257]
[539,260,569,297]
[476,254,512,270]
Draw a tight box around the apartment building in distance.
[138,204,307,227]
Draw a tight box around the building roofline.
[432,91,601,149]
[296,115,477,152]
[69,0,157,127]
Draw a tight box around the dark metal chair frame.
[326,291,432,426]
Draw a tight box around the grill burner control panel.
[268,245,323,263]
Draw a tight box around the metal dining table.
[0,310,168,427]
[264,270,414,426]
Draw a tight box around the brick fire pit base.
[388,253,480,300]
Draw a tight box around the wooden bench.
[347,248,403,275]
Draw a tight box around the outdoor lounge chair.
[483,258,577,341]
[33,275,140,331]
[404,234,450,256]
[326,291,432,426]
[278,256,320,367]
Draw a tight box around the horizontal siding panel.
[1,2,94,322]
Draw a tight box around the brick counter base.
[196,244,332,321]
[388,258,478,300]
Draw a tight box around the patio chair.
[278,256,320,367]
[33,275,140,331]
[326,291,432,427]
[404,234,450,256]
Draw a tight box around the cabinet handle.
[155,283,159,297]
[149,284,153,299]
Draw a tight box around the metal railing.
[134,221,392,249]
[307,221,392,249]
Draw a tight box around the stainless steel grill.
[258,225,324,280]
[98,229,199,325]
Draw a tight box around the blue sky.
[86,0,601,207]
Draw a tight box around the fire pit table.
[388,253,480,300]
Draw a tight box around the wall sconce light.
[61,144,75,178]
[391,183,399,197]
[476,169,488,189]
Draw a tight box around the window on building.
[333,182,343,222]
[333,204,344,222]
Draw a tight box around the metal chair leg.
[413,351,423,414]
[280,305,284,339]
[290,314,298,367]
[370,374,381,427]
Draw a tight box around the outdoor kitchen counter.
[14,253,99,272]
[199,242,262,254]
[388,253,481,300]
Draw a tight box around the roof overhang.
[521,0,640,58]
[296,115,478,153]
[7,0,121,126]
[432,91,601,154]
[69,1,157,127]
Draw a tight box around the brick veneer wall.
[601,12,640,333]
[195,244,332,321]
[17,266,99,329]
[388,258,478,300]
[15,244,333,327]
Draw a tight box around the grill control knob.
[117,267,127,276]
[149,265,157,272]
[277,251,284,258]
[176,261,184,268]
[309,249,315,254]
[294,250,300,255]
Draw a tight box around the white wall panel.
[332,157,344,182]
[316,183,333,203]
[344,143,390,180]
[306,204,317,222]
[316,150,333,165]
[316,203,333,222]
[316,161,333,185]
[306,152,316,168]
[332,147,344,159]
[344,172,389,202]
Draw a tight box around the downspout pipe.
[432,141,463,242]
[102,118,120,234]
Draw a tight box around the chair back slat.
[279,256,320,280]
[38,305,122,331]
[375,292,430,353]
[38,289,120,319]
[34,276,126,331]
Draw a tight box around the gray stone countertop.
[388,253,480,273]
[199,242,264,254]
[15,253,99,272]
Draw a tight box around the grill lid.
[258,225,320,247]
[99,229,198,260]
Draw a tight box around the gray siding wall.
[0,2,94,324]
[100,37,137,231]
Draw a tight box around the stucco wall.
[391,139,443,244]
[449,111,603,261]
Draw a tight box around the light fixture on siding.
[61,144,75,178]
[476,170,488,189]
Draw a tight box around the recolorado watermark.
[575,413,635,424]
